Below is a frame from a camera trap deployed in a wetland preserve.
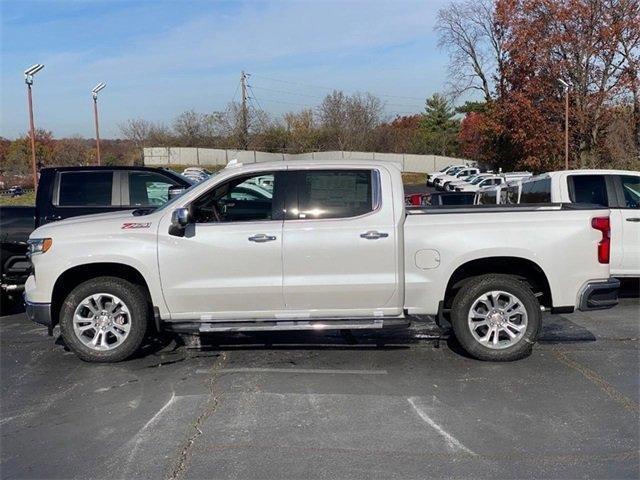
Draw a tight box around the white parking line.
[195,367,388,375]
[407,396,477,456]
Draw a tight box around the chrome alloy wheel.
[72,293,132,351]
[467,290,528,350]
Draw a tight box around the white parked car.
[435,167,481,190]
[445,173,492,191]
[455,175,504,193]
[25,159,619,363]
[181,167,212,183]
[426,164,466,186]
[518,170,640,277]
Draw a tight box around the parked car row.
[427,164,533,193]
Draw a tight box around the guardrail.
[0,189,35,196]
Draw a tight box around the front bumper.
[578,278,620,311]
[25,299,53,328]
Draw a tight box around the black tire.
[59,276,148,362]
[450,274,541,361]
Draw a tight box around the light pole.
[91,82,106,165]
[24,64,44,188]
[558,78,571,170]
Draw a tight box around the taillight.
[591,217,610,264]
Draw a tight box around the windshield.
[447,167,462,175]
[470,176,489,185]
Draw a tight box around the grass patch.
[402,172,428,185]
[0,191,36,206]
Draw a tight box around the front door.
[282,168,400,317]
[157,171,286,320]
[614,174,640,276]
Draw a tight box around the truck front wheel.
[450,274,541,361]
[59,277,148,362]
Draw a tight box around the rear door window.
[569,175,608,206]
[520,178,551,203]
[294,170,374,219]
[58,171,114,206]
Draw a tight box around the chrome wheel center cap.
[488,311,505,325]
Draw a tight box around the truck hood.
[29,209,159,238]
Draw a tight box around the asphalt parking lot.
[1,284,638,480]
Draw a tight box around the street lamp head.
[24,64,44,84]
[92,82,106,94]
[25,64,44,76]
[92,82,106,100]
[558,78,572,89]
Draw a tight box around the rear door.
[282,168,400,316]
[611,174,640,276]
[47,170,119,224]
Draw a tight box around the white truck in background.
[24,160,619,363]
[518,170,640,277]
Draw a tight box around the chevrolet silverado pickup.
[24,159,619,363]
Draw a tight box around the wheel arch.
[443,256,552,311]
[51,262,152,328]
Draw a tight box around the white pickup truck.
[24,160,619,363]
[518,170,640,277]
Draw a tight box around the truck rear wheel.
[59,277,148,362]
[450,274,541,361]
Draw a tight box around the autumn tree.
[496,0,640,169]
[55,136,90,166]
[4,130,56,179]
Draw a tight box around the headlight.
[27,238,53,256]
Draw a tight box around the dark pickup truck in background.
[1,166,192,310]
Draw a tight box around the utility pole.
[558,78,571,170]
[240,71,248,150]
[24,64,44,189]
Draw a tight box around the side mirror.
[168,185,186,200]
[169,208,190,237]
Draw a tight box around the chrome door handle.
[360,231,389,240]
[248,234,277,243]
[626,218,640,222]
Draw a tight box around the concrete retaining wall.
[143,147,475,173]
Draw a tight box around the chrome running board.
[166,318,409,334]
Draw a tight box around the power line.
[249,85,325,100]
[250,73,426,102]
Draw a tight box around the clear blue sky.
[1,0,452,139]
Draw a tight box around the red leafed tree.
[458,112,487,160]
[494,0,639,170]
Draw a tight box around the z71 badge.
[121,222,151,229]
